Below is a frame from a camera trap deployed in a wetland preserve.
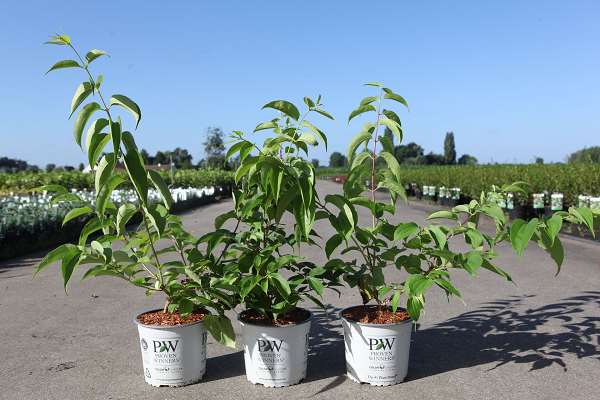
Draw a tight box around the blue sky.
[1,1,599,167]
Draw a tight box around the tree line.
[328,131,478,168]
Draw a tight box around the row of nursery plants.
[390,164,600,208]
[0,168,234,194]
[318,164,600,209]
[0,186,225,260]
[38,35,597,388]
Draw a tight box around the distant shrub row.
[317,164,600,208]
[0,169,235,194]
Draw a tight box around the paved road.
[1,180,599,400]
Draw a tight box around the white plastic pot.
[134,310,207,387]
[239,310,311,387]
[341,306,412,386]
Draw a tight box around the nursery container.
[134,311,207,387]
[341,306,412,386]
[551,193,563,211]
[239,310,311,387]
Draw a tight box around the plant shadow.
[203,351,245,382]
[408,291,600,380]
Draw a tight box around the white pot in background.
[341,306,412,386]
[239,310,311,387]
[134,311,207,387]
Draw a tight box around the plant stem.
[68,41,167,298]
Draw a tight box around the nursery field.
[0,169,234,259]
[1,180,598,400]
[317,164,600,208]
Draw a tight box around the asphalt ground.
[1,180,599,400]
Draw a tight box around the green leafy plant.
[201,96,342,322]
[36,34,235,346]
[323,83,597,320]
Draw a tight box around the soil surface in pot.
[240,308,310,326]
[137,309,208,326]
[343,305,410,324]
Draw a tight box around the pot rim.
[339,305,413,327]
[133,308,207,329]
[238,307,312,328]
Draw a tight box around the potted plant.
[322,83,597,386]
[37,35,236,387]
[202,96,340,387]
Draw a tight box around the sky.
[1,1,599,167]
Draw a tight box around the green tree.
[45,163,56,172]
[443,131,456,164]
[394,142,424,164]
[204,126,225,168]
[567,146,600,163]
[457,154,478,165]
[311,159,320,168]
[329,152,348,167]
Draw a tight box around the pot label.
[251,338,291,381]
[140,336,185,383]
[363,335,401,383]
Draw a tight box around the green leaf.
[116,203,138,236]
[314,108,334,120]
[73,102,101,147]
[325,233,343,258]
[391,290,401,313]
[94,153,115,193]
[379,116,402,143]
[46,59,81,74]
[572,207,595,236]
[510,218,539,256]
[62,206,93,226]
[364,81,383,87]
[347,131,372,165]
[406,274,433,296]
[96,175,125,216]
[79,217,105,245]
[545,214,563,245]
[548,237,565,275]
[262,100,300,120]
[204,315,236,348]
[394,222,419,241]
[124,150,148,205]
[464,251,483,275]
[85,49,107,64]
[214,210,237,229]
[481,259,512,282]
[302,120,328,150]
[360,96,378,106]
[85,118,110,165]
[34,244,78,276]
[427,210,457,220]
[148,170,173,209]
[44,34,71,46]
[61,248,82,292]
[145,204,168,236]
[406,296,422,320]
[110,95,142,128]
[271,273,291,298]
[70,82,94,118]
[254,121,278,132]
[428,225,447,249]
[307,276,324,296]
[303,96,315,108]
[379,151,402,182]
[348,104,376,123]
[383,88,409,108]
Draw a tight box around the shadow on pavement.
[409,291,600,380]
[203,351,245,382]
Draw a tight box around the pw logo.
[257,339,284,352]
[153,340,179,353]
[368,338,395,351]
